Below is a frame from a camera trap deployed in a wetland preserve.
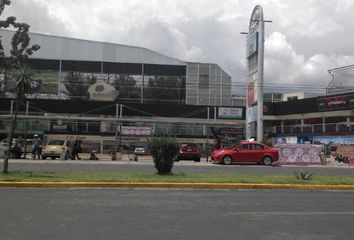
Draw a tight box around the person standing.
[72,139,82,160]
[32,134,43,159]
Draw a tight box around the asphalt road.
[0,188,353,240]
[1,159,354,176]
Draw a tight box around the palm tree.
[3,64,34,173]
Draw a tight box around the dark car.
[211,141,279,166]
[176,143,201,162]
[134,146,149,155]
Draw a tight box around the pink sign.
[278,144,323,164]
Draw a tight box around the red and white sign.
[101,122,152,136]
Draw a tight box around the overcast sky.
[3,0,354,95]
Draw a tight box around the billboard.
[0,70,59,97]
[218,107,243,119]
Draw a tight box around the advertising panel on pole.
[247,82,255,106]
[218,107,243,119]
[247,105,257,123]
[247,32,258,58]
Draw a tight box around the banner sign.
[317,94,354,111]
[218,107,243,119]
[101,122,152,136]
[278,144,323,164]
[247,105,257,123]
[247,82,255,106]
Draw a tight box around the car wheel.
[42,156,47,160]
[262,156,273,166]
[51,157,55,160]
[194,157,201,162]
[222,155,232,165]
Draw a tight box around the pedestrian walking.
[32,134,43,159]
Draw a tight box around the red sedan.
[211,141,279,166]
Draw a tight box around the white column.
[256,19,264,142]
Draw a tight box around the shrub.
[147,135,179,175]
[292,169,314,181]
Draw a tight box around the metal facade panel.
[186,62,231,106]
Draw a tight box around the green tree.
[111,74,140,100]
[2,0,40,173]
[63,72,97,99]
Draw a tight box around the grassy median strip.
[0,171,354,185]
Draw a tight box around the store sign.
[218,127,244,135]
[52,125,67,130]
[317,94,354,111]
[121,127,152,136]
[101,122,152,136]
[218,107,243,119]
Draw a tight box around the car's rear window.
[181,143,197,148]
[48,140,64,145]
[180,143,199,151]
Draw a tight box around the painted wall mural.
[278,144,323,164]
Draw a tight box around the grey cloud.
[4,0,71,36]
[3,0,354,96]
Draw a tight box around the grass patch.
[0,171,354,185]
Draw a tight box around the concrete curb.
[1,181,354,190]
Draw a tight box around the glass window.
[239,144,251,150]
[48,140,64,145]
[253,144,265,150]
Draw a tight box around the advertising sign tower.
[245,5,265,142]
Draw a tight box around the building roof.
[0,29,186,65]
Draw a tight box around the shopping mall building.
[0,30,242,152]
[1,29,354,153]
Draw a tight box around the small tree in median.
[1,9,40,173]
[147,135,179,175]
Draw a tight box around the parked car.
[134,146,148,155]
[211,141,279,166]
[42,140,72,160]
[0,138,34,158]
[176,143,201,162]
